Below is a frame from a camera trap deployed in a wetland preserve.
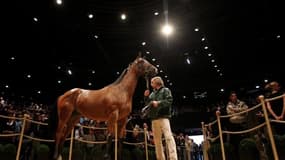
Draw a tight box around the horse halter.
[145,76,150,90]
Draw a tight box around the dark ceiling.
[1,0,284,109]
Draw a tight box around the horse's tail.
[47,100,58,159]
[48,100,59,139]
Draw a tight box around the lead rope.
[145,76,150,90]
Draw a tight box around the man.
[226,91,248,124]
[226,91,249,158]
[144,76,178,160]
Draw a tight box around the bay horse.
[52,55,158,160]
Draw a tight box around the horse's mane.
[111,67,128,85]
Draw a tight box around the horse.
[51,55,158,160]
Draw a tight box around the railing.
[0,114,154,160]
[202,94,285,160]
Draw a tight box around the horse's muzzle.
[149,67,158,77]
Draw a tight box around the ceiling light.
[204,46,208,50]
[142,42,146,46]
[121,13,126,20]
[194,28,199,32]
[33,17,38,22]
[186,58,191,64]
[146,51,150,54]
[67,70,72,75]
[276,35,280,39]
[161,24,174,36]
[201,37,206,41]
[56,0,62,5]
[88,14,94,19]
[154,12,159,16]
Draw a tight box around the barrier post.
[259,95,279,160]
[115,122,118,160]
[201,122,209,160]
[216,111,226,160]
[144,128,149,160]
[68,128,75,160]
[16,114,27,160]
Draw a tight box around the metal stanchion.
[68,128,75,160]
[144,128,149,160]
[201,122,209,160]
[16,114,27,160]
[115,122,118,160]
[216,111,226,160]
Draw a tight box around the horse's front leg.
[104,109,119,160]
[117,117,128,160]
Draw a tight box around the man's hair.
[151,76,165,87]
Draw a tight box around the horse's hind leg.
[53,105,74,160]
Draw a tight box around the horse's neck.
[119,69,139,96]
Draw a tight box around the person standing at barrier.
[226,91,249,159]
[144,76,178,160]
[266,81,285,135]
[185,135,193,160]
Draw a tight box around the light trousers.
[152,118,178,160]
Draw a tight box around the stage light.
[161,24,173,36]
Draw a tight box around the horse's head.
[133,56,158,77]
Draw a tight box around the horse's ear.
[137,52,142,58]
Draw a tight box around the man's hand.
[152,101,159,107]
[144,90,150,97]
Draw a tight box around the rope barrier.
[204,120,217,127]
[122,141,144,145]
[266,94,284,102]
[222,122,266,135]
[26,119,48,125]
[207,135,220,142]
[0,114,23,120]
[270,119,285,124]
[75,138,107,144]
[0,133,20,137]
[23,135,55,142]
[220,103,261,118]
